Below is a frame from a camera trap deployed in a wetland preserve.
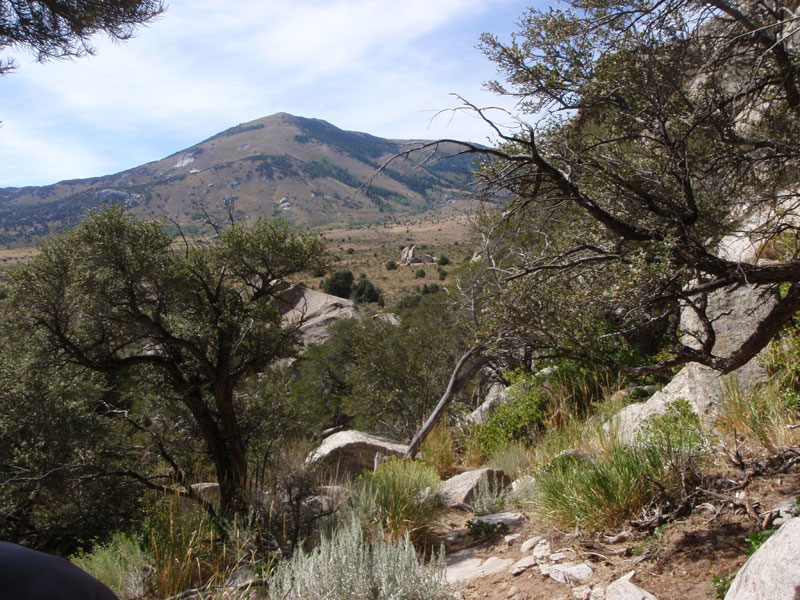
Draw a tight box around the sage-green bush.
[268,517,453,600]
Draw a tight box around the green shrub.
[437,256,450,266]
[712,572,735,598]
[353,278,380,303]
[395,294,422,313]
[385,260,398,271]
[466,519,508,540]
[268,517,452,600]
[477,392,549,456]
[438,268,447,281]
[415,268,426,278]
[533,439,667,531]
[350,457,440,541]
[636,398,705,474]
[745,528,776,555]
[324,270,355,298]
[72,532,152,600]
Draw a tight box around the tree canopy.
[8,208,328,517]
[0,0,163,75]
[441,0,800,375]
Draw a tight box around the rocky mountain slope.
[0,113,477,246]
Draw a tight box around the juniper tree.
[429,0,800,374]
[0,0,163,75]
[10,208,327,517]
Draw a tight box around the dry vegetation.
[309,211,474,305]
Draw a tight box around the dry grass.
[313,213,474,305]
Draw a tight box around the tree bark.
[404,348,488,459]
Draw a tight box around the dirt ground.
[429,470,800,600]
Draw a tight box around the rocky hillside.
[0,113,477,246]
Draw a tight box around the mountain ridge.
[0,113,477,246]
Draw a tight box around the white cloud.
[0,0,529,186]
[0,120,114,186]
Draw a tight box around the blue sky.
[0,0,533,188]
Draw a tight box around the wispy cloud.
[0,0,527,186]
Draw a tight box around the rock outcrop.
[724,517,800,600]
[276,284,362,346]
[372,312,401,326]
[468,382,509,425]
[306,430,407,477]
[611,284,775,441]
[437,467,512,508]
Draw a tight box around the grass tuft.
[348,457,440,542]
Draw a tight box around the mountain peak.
[0,115,476,245]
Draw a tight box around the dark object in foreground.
[0,541,119,600]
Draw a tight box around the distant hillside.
[0,113,477,246]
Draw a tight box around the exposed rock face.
[305,430,407,477]
[401,245,425,265]
[468,382,509,425]
[611,284,775,442]
[276,284,362,347]
[724,517,800,600]
[437,467,512,508]
[372,312,401,326]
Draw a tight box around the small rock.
[550,551,570,563]
[550,562,594,585]
[505,533,522,545]
[511,556,537,576]
[520,535,544,554]
[471,512,525,527]
[605,571,656,600]
[572,585,592,600]
[532,539,552,564]
[590,586,605,600]
[538,563,551,576]
[507,586,520,598]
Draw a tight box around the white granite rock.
[520,536,544,554]
[549,562,594,585]
[605,571,658,600]
[724,517,800,600]
[510,556,537,576]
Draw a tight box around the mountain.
[0,113,477,246]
